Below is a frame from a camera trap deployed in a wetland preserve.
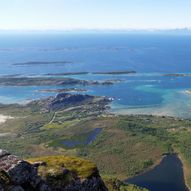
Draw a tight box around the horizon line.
[0,27,191,33]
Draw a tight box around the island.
[93,70,136,75]
[46,72,90,76]
[38,88,87,93]
[13,61,73,66]
[163,73,191,77]
[0,77,121,86]
[46,70,137,76]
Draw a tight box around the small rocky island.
[13,61,73,66]
[46,71,136,76]
[163,73,191,77]
[46,72,90,76]
[93,71,136,75]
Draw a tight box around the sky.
[0,0,191,30]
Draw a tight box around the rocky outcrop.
[0,150,50,191]
[0,150,108,191]
[29,93,111,112]
[47,93,95,111]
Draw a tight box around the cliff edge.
[0,149,108,191]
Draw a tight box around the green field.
[1,102,191,189]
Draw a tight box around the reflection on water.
[126,154,189,191]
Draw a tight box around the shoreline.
[125,154,189,191]
[178,153,191,191]
[125,155,164,181]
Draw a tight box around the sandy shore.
[0,114,13,124]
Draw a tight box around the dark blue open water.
[1,32,191,118]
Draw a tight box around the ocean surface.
[1,32,191,118]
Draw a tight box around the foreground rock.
[0,150,50,191]
[0,149,108,191]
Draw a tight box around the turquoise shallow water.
[1,33,191,118]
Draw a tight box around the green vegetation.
[28,155,148,191]
[104,178,148,191]
[2,101,191,189]
[28,155,97,179]
[0,76,119,86]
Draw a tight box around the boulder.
[0,150,50,191]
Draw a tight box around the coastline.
[126,154,189,191]
[125,155,164,181]
[178,153,191,191]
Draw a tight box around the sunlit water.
[1,32,191,118]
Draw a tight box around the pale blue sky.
[0,0,191,30]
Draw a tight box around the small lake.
[62,128,102,148]
[126,154,189,191]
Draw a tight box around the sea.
[1,31,191,118]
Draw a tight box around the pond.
[126,154,189,191]
[62,128,102,148]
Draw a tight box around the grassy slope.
[28,155,148,191]
[28,155,98,179]
[104,178,149,191]
[1,104,191,189]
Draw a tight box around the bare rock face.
[0,149,51,191]
[7,186,25,191]
[64,177,108,191]
[0,150,108,191]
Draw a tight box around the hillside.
[0,92,191,190]
[0,149,147,191]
